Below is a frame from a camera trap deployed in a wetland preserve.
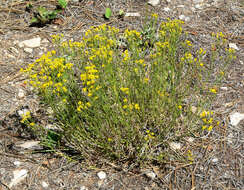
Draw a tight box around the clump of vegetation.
[26,0,68,26]
[20,15,235,166]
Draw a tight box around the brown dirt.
[0,0,244,189]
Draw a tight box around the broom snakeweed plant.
[21,14,235,166]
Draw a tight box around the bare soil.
[0,0,244,189]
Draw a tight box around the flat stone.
[18,37,41,48]
[16,141,40,149]
[80,186,88,190]
[229,43,239,50]
[9,169,28,188]
[125,12,141,17]
[230,112,244,126]
[24,48,33,54]
[148,0,160,6]
[163,7,171,12]
[169,142,182,150]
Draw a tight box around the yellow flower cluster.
[160,19,184,36]
[77,101,91,112]
[21,50,73,96]
[200,110,220,131]
[144,130,155,141]
[80,64,100,99]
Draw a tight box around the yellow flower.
[202,125,207,130]
[123,105,128,109]
[134,104,140,110]
[29,122,35,127]
[178,105,182,109]
[200,111,206,118]
[207,125,213,131]
[86,102,91,107]
[120,87,129,94]
[108,138,112,142]
[144,78,149,83]
[210,88,217,94]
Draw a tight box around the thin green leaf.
[58,0,68,9]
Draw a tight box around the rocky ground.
[0,0,244,189]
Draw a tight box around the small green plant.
[104,8,112,19]
[29,0,67,25]
[58,0,68,9]
[21,14,235,166]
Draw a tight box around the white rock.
[125,12,141,17]
[177,5,185,8]
[13,161,21,167]
[166,0,171,2]
[41,181,49,188]
[211,157,218,163]
[145,171,156,179]
[163,7,171,12]
[9,169,28,188]
[220,86,228,90]
[10,47,19,54]
[42,38,49,43]
[17,108,30,117]
[169,142,182,150]
[193,0,204,3]
[195,4,204,9]
[227,133,234,144]
[24,48,33,54]
[16,141,40,149]
[186,137,194,143]
[148,0,160,6]
[18,89,25,98]
[80,186,88,190]
[179,15,190,22]
[230,112,244,126]
[97,171,107,179]
[6,53,15,59]
[18,37,41,48]
[240,60,243,65]
[229,43,239,50]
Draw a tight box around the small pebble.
[148,0,160,6]
[212,157,218,163]
[80,186,88,190]
[41,181,49,188]
[145,171,156,180]
[18,89,25,99]
[230,112,244,126]
[163,7,171,12]
[13,161,21,167]
[169,142,182,150]
[229,43,239,50]
[97,171,107,179]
